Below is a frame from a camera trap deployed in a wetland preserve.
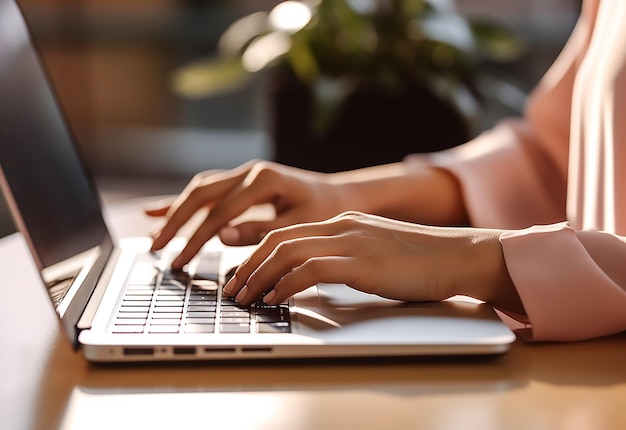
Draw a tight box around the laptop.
[0,0,515,362]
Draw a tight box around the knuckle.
[249,160,279,181]
[189,171,207,185]
[332,211,366,229]
[261,228,280,245]
[189,169,219,186]
[339,211,365,220]
[272,239,298,261]
[300,257,326,278]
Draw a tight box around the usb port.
[204,347,236,354]
[241,347,272,353]
[123,347,154,356]
[173,347,196,355]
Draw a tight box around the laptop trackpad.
[292,283,506,342]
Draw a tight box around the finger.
[153,169,222,217]
[219,222,269,246]
[218,212,304,246]
[223,220,350,298]
[265,256,359,305]
[160,161,284,251]
[151,168,249,250]
[217,197,328,246]
[234,235,353,305]
[170,213,224,270]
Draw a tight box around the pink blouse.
[408,0,626,341]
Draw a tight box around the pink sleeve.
[413,120,568,229]
[405,1,626,341]
[500,224,626,341]
[406,1,595,230]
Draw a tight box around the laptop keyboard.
[111,251,291,335]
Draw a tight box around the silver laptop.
[0,0,515,362]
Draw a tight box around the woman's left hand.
[224,211,517,309]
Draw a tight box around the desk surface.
[1,197,626,430]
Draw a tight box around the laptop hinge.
[77,246,121,331]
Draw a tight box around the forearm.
[328,162,469,226]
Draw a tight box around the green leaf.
[470,20,525,62]
[170,56,250,98]
[286,36,320,83]
[217,11,270,55]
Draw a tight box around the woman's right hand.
[146,160,353,269]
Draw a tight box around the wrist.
[466,229,526,315]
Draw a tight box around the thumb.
[219,221,278,246]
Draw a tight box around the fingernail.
[223,275,236,296]
[219,227,240,244]
[235,286,248,303]
[151,232,165,251]
[263,289,276,304]
[171,255,186,270]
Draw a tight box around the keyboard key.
[188,311,217,318]
[125,284,156,291]
[123,295,154,301]
[221,298,239,306]
[192,290,218,297]
[191,280,218,291]
[156,292,185,303]
[188,300,217,306]
[158,288,186,296]
[220,323,250,333]
[119,306,151,313]
[162,269,191,283]
[153,306,184,313]
[123,290,154,297]
[185,318,215,324]
[116,312,149,319]
[221,316,250,324]
[154,300,184,307]
[121,300,151,307]
[149,319,181,325]
[221,305,250,312]
[148,326,180,334]
[188,305,217,312]
[114,319,147,326]
[256,307,290,323]
[113,325,145,334]
[221,311,250,318]
[194,252,220,281]
[151,312,183,319]
[185,324,215,333]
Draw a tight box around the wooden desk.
[1,198,626,430]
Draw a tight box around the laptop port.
[123,347,154,356]
[173,347,196,355]
[241,347,272,353]
[203,347,236,354]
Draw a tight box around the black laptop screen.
[0,0,110,307]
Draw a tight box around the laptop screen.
[0,0,112,328]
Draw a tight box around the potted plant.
[172,0,522,172]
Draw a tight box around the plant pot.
[267,67,471,173]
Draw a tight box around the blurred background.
[0,0,581,237]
